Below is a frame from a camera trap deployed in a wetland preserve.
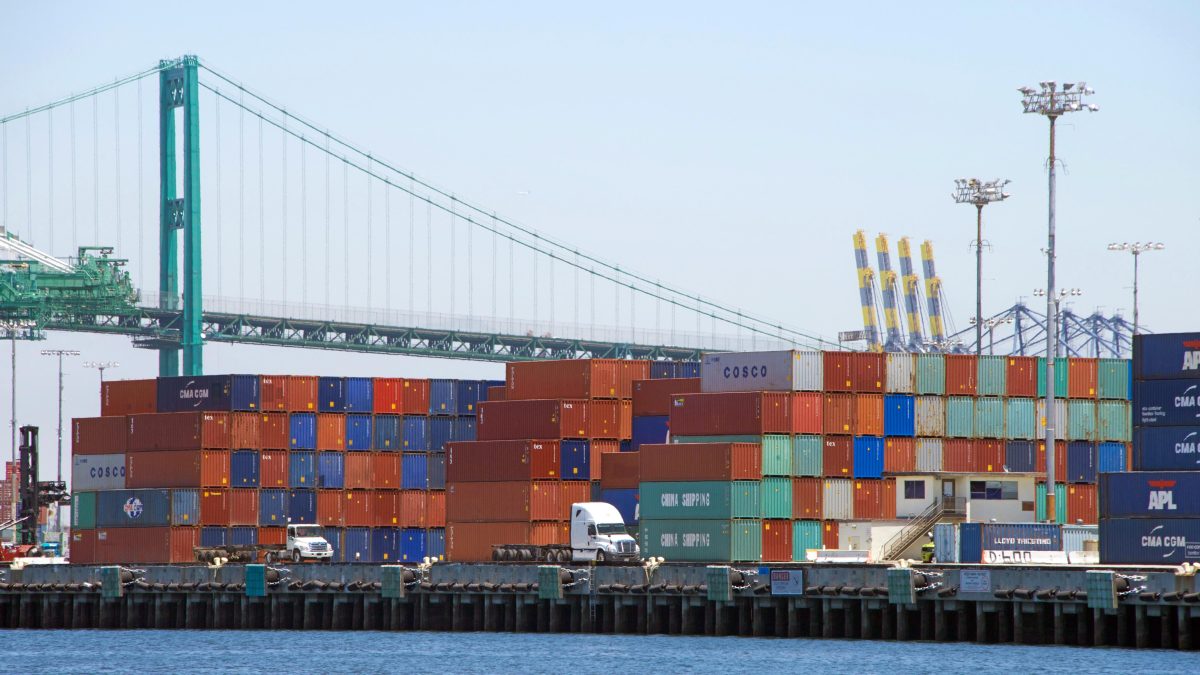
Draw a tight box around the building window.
[903,480,925,500]
[969,480,1018,500]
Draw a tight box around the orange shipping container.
[401,379,430,415]
[822,394,854,435]
[72,416,128,455]
[316,414,346,451]
[1037,440,1068,478]
[1068,358,1099,399]
[945,355,978,395]
[229,488,259,526]
[101,379,157,417]
[230,413,260,449]
[373,378,404,414]
[1066,483,1098,524]
[531,521,568,546]
[427,490,446,528]
[560,481,591,521]
[640,443,762,481]
[791,393,823,435]
[400,490,427,527]
[1006,357,1038,397]
[260,450,289,488]
[853,394,884,436]
[619,400,633,439]
[371,452,402,489]
[589,399,621,439]
[259,527,286,546]
[822,521,839,550]
[762,519,792,562]
[344,453,372,489]
[285,376,319,412]
[343,490,373,527]
[200,489,231,526]
[486,386,506,402]
[445,482,531,522]
[883,437,916,473]
[792,478,823,519]
[447,521,530,562]
[317,490,344,526]
[506,359,650,401]
[850,353,885,393]
[822,352,853,392]
[942,439,974,472]
[531,480,562,521]
[126,412,230,451]
[853,478,896,520]
[260,376,288,411]
[372,490,400,527]
[259,413,289,449]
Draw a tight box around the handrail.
[880,499,944,561]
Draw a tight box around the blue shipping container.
[344,377,374,412]
[852,437,884,478]
[631,415,669,451]
[1100,471,1200,518]
[426,528,446,561]
[200,526,227,547]
[452,416,477,443]
[958,522,983,563]
[290,413,316,450]
[650,362,676,379]
[1100,517,1200,564]
[1066,442,1097,483]
[317,452,345,489]
[599,488,639,525]
[1133,379,1200,427]
[401,453,428,489]
[1098,442,1126,473]
[402,416,429,451]
[259,489,288,526]
[322,527,344,563]
[429,379,457,416]
[230,450,260,487]
[171,488,200,526]
[288,490,318,524]
[883,395,916,437]
[427,454,446,489]
[229,526,258,546]
[343,527,371,563]
[456,380,484,416]
[1005,441,1036,473]
[345,414,373,451]
[319,376,347,412]
[1133,332,1200,381]
[289,451,317,488]
[1133,427,1200,471]
[372,528,401,562]
[429,416,454,452]
[96,489,172,528]
[560,440,591,480]
[374,415,402,450]
[400,528,426,562]
[980,523,1062,552]
[156,374,261,412]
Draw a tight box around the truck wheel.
[595,551,606,563]
[292,549,302,563]
[265,552,275,564]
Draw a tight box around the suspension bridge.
[1,55,844,375]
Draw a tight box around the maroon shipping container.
[230,413,260,449]
[942,439,974,472]
[345,452,372,489]
[446,440,561,482]
[590,440,620,480]
[446,482,532,522]
[344,490,373,527]
[506,359,650,401]
[200,489,231,526]
[486,385,506,402]
[259,413,289,449]
[72,416,128,455]
[599,452,640,489]
[400,490,427,527]
[285,376,319,412]
[477,400,589,441]
[260,450,289,488]
[792,477,823,519]
[427,490,446,528]
[125,450,230,488]
[126,412,230,451]
[447,521,530,562]
[762,519,792,562]
[94,527,197,564]
[1037,440,1067,477]
[631,378,702,416]
[401,379,430,415]
[822,436,853,477]
[70,529,96,564]
[639,443,762,482]
[1006,356,1038,397]
[822,352,853,392]
[822,521,839,550]
[260,375,288,411]
[975,440,1005,473]
[1068,357,1099,399]
[317,490,343,526]
[229,488,259,525]
[945,355,978,395]
[668,392,792,436]
[101,379,157,417]
[373,490,400,527]
[822,394,854,435]
[792,393,823,435]
[1067,484,1097,524]
[371,452,402,489]
[850,353,885,393]
[853,478,896,520]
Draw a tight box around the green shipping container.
[792,435,822,477]
[1067,400,1097,441]
[976,355,1007,397]
[1097,359,1130,400]
[1037,357,1070,398]
[672,435,761,444]
[1035,482,1067,523]
[1096,400,1130,442]
[1005,398,1036,440]
[946,397,975,438]
[761,435,792,477]
[974,398,1004,439]
[792,520,822,561]
[915,354,945,395]
[760,477,792,518]
[640,518,762,562]
[71,491,96,530]
[639,481,759,520]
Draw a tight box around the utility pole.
[953,179,1010,355]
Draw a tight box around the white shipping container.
[700,350,822,393]
[933,522,959,563]
[1035,399,1070,434]
[915,396,946,436]
[822,479,854,520]
[71,453,126,491]
[885,353,916,393]
[915,438,943,472]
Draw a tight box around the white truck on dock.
[492,502,640,563]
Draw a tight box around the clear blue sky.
[1,2,1198,483]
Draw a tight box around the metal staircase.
[880,496,966,561]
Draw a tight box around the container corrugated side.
[852,437,883,478]
[1097,359,1130,399]
[1100,471,1200,518]
[1096,401,1130,442]
[883,394,915,437]
[631,378,702,416]
[72,492,96,530]
[760,435,792,476]
[791,477,822,519]
[914,396,945,436]
[96,489,172,528]
[101,379,157,416]
[1132,428,1200,471]
[1006,356,1038,397]
[1035,399,1070,439]
[700,350,808,392]
[445,482,532,522]
[640,442,762,481]
[791,520,822,561]
[974,398,1004,439]
[669,392,793,436]
[945,397,974,438]
[1067,400,1097,441]
[1005,398,1036,440]
[1037,357,1070,398]
[1100,517,1200,564]
[933,522,958,562]
[915,438,942,472]
[639,519,761,562]
[760,477,791,519]
[976,356,1007,397]
[1035,482,1068,523]
[1062,524,1098,553]
[885,353,915,394]
[792,435,822,477]
[822,479,853,520]
[914,354,945,395]
[1133,379,1200,427]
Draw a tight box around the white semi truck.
[492,502,639,563]
[194,523,334,564]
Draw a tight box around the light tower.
[40,349,80,486]
[1107,242,1164,334]
[953,178,1010,355]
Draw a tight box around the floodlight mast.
[953,178,1011,355]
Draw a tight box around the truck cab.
[287,524,333,562]
[570,502,639,562]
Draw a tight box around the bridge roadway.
[0,561,1197,649]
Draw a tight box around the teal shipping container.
[1097,359,1130,400]
[1005,398,1036,440]
[946,397,975,438]
[974,398,1004,439]
[1067,400,1096,441]
[639,481,759,520]
[792,520,822,561]
[1037,357,1070,398]
[915,354,945,395]
[760,435,792,477]
[791,435,822,477]
[1035,482,1067,523]
[639,519,761,562]
[760,477,792,519]
[976,356,1007,397]
[1096,400,1130,442]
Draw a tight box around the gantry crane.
[874,234,907,352]
[920,240,949,348]
[896,237,928,351]
[851,230,883,352]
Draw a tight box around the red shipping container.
[371,452,402,489]
[792,393,823,435]
[945,355,978,395]
[853,478,897,520]
[883,438,916,474]
[486,385,506,402]
[590,399,621,439]
[1006,356,1038,397]
[447,521,530,562]
[259,413,289,449]
[445,482,530,522]
[823,351,853,392]
[95,527,198,564]
[229,488,259,525]
[1068,358,1099,399]
[260,450,289,488]
[477,400,589,440]
[285,376,319,412]
[127,412,230,451]
[669,392,793,436]
[230,413,260,449]
[427,490,446,528]
[101,379,157,417]
[314,490,342,526]
[372,490,400,527]
[822,436,853,477]
[260,527,286,546]
[316,414,346,451]
[343,490,373,527]
[72,416,128,455]
[344,453,372,489]
[532,480,562,521]
[1066,483,1098,524]
[400,490,427,527]
[975,440,1005,473]
[619,400,633,440]
[632,378,702,416]
[853,394,884,436]
[125,450,229,488]
[373,377,404,414]
[599,452,640,489]
[850,353,886,393]
[70,529,96,564]
[560,481,591,521]
[531,521,568,546]
[260,376,288,411]
[792,477,823,519]
[942,439,974,472]
[590,440,620,480]
[200,489,231,526]
[446,440,561,481]
[822,394,854,435]
[1036,440,1068,478]
[640,443,762,481]
[822,521,839,550]
[401,379,430,415]
[506,359,650,401]
[762,519,792,562]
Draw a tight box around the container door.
[941,479,956,511]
